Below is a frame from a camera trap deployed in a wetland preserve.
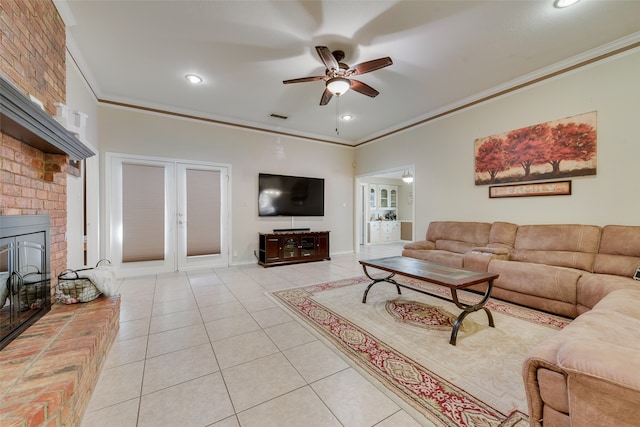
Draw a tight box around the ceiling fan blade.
[319,88,333,106]
[283,76,325,84]
[315,46,339,71]
[350,80,379,98]
[349,57,393,75]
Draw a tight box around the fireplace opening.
[0,215,51,350]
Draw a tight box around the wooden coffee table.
[359,256,499,345]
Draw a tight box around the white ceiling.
[58,0,640,146]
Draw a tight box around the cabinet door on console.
[281,237,300,259]
[264,236,280,262]
[300,235,316,258]
[316,233,329,258]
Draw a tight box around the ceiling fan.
[283,46,393,106]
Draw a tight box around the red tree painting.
[474,112,597,185]
[475,137,507,182]
[549,122,597,175]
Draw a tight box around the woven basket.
[56,260,111,304]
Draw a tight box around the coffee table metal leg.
[361,265,401,303]
[449,280,495,345]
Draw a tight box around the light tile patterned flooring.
[81,243,426,427]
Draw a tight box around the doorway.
[106,153,230,277]
[355,167,415,253]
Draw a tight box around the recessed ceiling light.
[553,0,580,8]
[341,114,354,121]
[185,74,203,84]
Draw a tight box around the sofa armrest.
[403,240,435,250]
[557,339,640,392]
[464,247,510,271]
[522,356,567,427]
[557,339,640,426]
[471,246,510,256]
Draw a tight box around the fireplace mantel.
[0,74,95,160]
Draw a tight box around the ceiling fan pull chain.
[335,96,340,135]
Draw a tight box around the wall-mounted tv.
[258,173,324,217]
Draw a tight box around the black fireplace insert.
[0,215,51,350]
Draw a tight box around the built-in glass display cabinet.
[389,188,397,208]
[366,183,400,243]
[369,186,377,209]
[379,188,389,208]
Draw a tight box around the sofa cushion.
[576,273,639,313]
[552,309,640,350]
[593,225,640,276]
[425,221,491,246]
[401,249,464,268]
[511,224,601,271]
[580,284,640,319]
[434,239,476,254]
[558,338,640,388]
[491,286,578,318]
[598,225,640,257]
[487,221,518,249]
[402,240,435,251]
[489,259,581,305]
[594,254,640,277]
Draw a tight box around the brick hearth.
[0,296,120,427]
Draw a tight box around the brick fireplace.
[1,2,119,426]
[1,0,71,282]
[1,0,94,346]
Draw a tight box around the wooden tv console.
[258,231,330,267]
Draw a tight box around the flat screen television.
[258,173,324,217]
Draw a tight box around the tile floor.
[81,243,426,427]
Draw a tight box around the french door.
[176,163,228,270]
[107,154,229,277]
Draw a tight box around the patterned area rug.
[268,276,570,427]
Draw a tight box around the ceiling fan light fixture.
[326,77,351,96]
[185,74,203,84]
[553,0,580,8]
[402,170,414,183]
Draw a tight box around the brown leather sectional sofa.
[402,221,640,426]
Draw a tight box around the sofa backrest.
[488,221,518,250]
[511,224,601,271]
[426,221,491,254]
[593,225,640,277]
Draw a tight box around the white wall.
[65,53,100,268]
[355,49,640,241]
[97,106,355,265]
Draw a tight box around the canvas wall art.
[474,111,597,185]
